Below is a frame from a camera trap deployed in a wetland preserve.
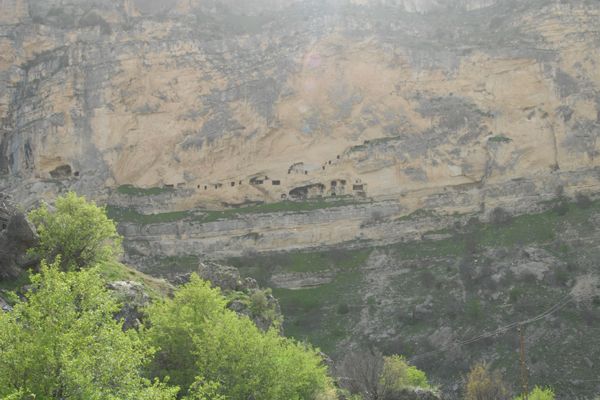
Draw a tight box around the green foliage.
[0,389,33,400]
[380,355,430,395]
[488,135,512,143]
[465,362,510,400]
[106,198,359,225]
[95,260,173,300]
[249,289,269,314]
[182,378,226,400]
[0,259,177,399]
[106,205,191,225]
[144,274,333,399]
[248,288,282,327]
[116,184,174,196]
[224,288,282,330]
[514,386,555,400]
[28,192,122,271]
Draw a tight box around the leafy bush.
[337,303,350,314]
[338,350,432,400]
[143,274,333,399]
[465,362,510,400]
[514,386,555,400]
[489,207,512,225]
[0,259,176,399]
[380,355,430,394]
[249,288,270,315]
[28,192,122,271]
[488,135,512,143]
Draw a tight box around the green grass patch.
[477,211,556,247]
[116,184,175,196]
[107,198,359,225]
[478,199,600,248]
[274,267,364,354]
[228,247,371,277]
[144,255,200,276]
[196,198,359,223]
[96,260,173,299]
[227,247,370,354]
[106,206,191,224]
[389,237,465,260]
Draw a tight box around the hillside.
[1,0,600,398]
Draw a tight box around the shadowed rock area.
[0,195,38,280]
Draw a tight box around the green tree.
[338,350,432,400]
[0,259,177,399]
[380,355,431,399]
[464,362,510,400]
[28,191,122,271]
[514,386,555,400]
[144,274,333,399]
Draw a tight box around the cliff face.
[2,0,600,397]
[2,0,599,212]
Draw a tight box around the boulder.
[197,261,245,291]
[0,208,39,280]
[106,281,150,330]
[0,294,12,312]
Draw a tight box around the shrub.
[338,350,432,400]
[337,303,350,315]
[28,192,122,271]
[489,135,512,143]
[489,207,512,225]
[337,349,384,400]
[464,362,510,400]
[552,200,569,216]
[419,270,436,289]
[249,289,269,314]
[380,355,430,390]
[144,274,333,399]
[514,386,555,400]
[575,193,592,208]
[0,259,176,399]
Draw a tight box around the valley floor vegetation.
[0,192,571,400]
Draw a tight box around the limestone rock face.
[1,2,600,396]
[0,0,599,215]
[0,198,38,280]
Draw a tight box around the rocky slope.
[1,0,600,398]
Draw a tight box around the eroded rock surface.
[106,280,150,330]
[2,1,600,398]
[0,0,599,215]
[0,196,38,280]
